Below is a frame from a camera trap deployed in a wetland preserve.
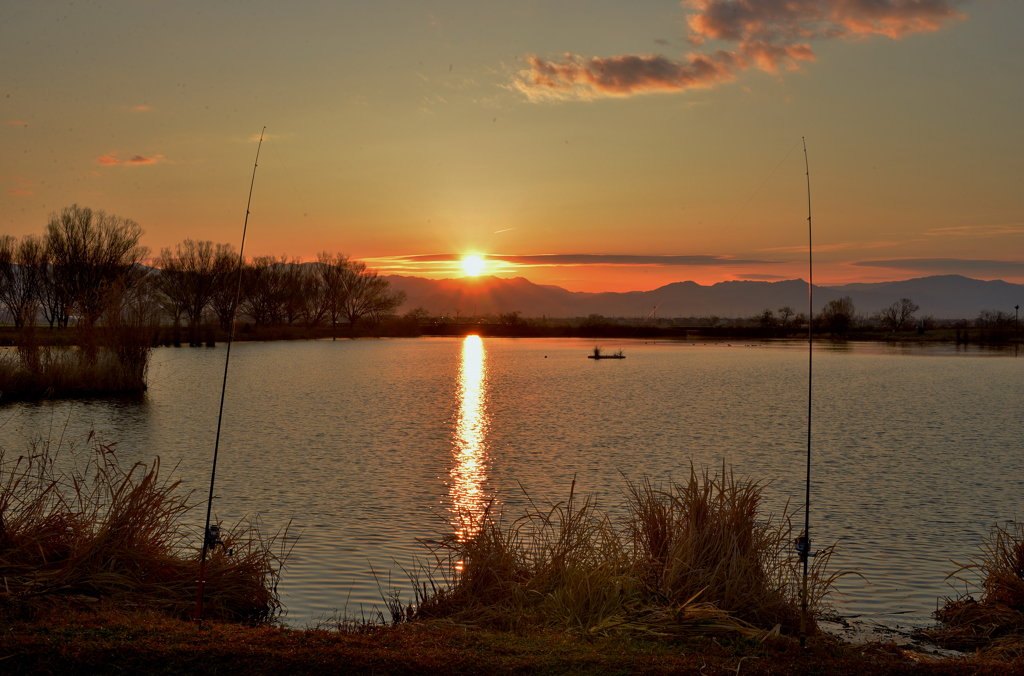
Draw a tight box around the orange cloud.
[740,40,816,73]
[518,0,969,99]
[0,175,33,190]
[132,105,152,111]
[685,0,966,66]
[517,51,742,100]
[96,152,165,166]
[125,154,161,165]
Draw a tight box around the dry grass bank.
[924,521,1024,660]
[0,438,290,622]
[408,467,846,641]
[3,605,1020,676]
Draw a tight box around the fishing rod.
[194,126,266,627]
[626,301,663,340]
[798,136,813,648]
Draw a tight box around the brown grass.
[0,437,290,623]
[925,521,1024,657]
[4,606,1015,676]
[0,345,148,400]
[410,465,845,640]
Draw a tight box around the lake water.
[2,337,1022,632]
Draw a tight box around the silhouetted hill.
[387,274,1023,320]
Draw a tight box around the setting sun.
[462,255,485,277]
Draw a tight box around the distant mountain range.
[387,274,1024,320]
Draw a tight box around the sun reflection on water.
[450,335,489,541]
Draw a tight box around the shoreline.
[1,607,1013,676]
[2,324,1020,346]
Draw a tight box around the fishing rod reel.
[204,524,233,556]
[794,533,824,561]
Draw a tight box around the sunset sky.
[1,1,1021,292]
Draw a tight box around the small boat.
[588,347,625,359]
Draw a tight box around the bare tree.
[209,244,240,331]
[314,252,349,338]
[880,298,920,333]
[818,296,855,337]
[43,205,148,326]
[499,311,524,327]
[0,235,46,328]
[365,282,407,329]
[240,255,291,327]
[38,249,68,329]
[153,250,189,332]
[777,306,795,330]
[297,266,327,328]
[279,259,307,325]
[155,240,233,345]
[758,309,777,330]
[338,261,389,329]
[976,309,1012,329]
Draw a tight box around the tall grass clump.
[0,438,290,623]
[925,521,1024,657]
[411,465,843,640]
[0,346,148,400]
[0,282,156,401]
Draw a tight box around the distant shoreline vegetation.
[1,204,1021,402]
[2,313,1019,354]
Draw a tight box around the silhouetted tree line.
[1,205,1018,347]
[0,205,406,346]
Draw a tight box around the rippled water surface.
[2,337,1021,629]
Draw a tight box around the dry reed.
[924,521,1024,657]
[411,465,845,640]
[0,436,291,623]
[0,345,148,400]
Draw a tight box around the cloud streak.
[383,253,777,267]
[851,258,1024,273]
[96,152,165,166]
[923,223,1024,238]
[1,175,33,193]
[515,52,742,99]
[517,0,969,99]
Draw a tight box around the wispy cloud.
[760,240,904,253]
[515,52,742,100]
[516,0,969,100]
[247,131,286,142]
[96,152,165,166]
[0,175,33,191]
[923,223,1024,238]
[851,258,1024,273]
[380,253,777,267]
[735,273,790,280]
